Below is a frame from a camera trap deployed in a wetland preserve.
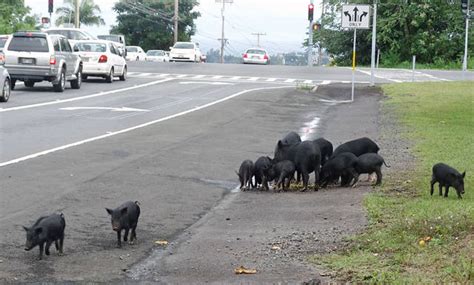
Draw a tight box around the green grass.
[310,82,474,283]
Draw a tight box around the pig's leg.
[314,170,320,191]
[430,177,436,196]
[59,235,64,255]
[45,241,52,256]
[301,170,309,191]
[456,190,463,199]
[375,167,382,185]
[38,243,44,260]
[55,240,59,251]
[438,183,443,196]
[444,186,450,198]
[131,225,137,242]
[123,229,129,242]
[116,230,122,248]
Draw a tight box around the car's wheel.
[24,80,35,88]
[53,68,66,92]
[119,66,127,81]
[10,79,16,90]
[105,68,114,83]
[70,66,82,89]
[0,78,11,102]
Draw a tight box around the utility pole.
[220,0,225,63]
[319,0,325,66]
[174,0,179,44]
[370,0,377,86]
[75,0,80,28]
[462,0,470,79]
[251,32,266,47]
[308,0,314,66]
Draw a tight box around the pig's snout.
[112,224,120,231]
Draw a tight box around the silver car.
[3,31,83,92]
[0,66,11,102]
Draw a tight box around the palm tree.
[55,0,105,28]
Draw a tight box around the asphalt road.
[0,62,471,283]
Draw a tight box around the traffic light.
[308,3,314,22]
[461,0,469,14]
[312,23,321,31]
[48,0,53,14]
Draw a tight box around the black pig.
[23,213,66,260]
[355,153,390,186]
[430,163,466,199]
[106,201,141,247]
[275,140,321,191]
[332,137,379,158]
[313,137,333,165]
[264,160,296,191]
[236,159,254,190]
[320,152,358,187]
[254,156,273,190]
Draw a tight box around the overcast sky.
[25,0,323,55]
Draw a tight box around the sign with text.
[342,5,370,29]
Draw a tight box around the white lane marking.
[414,71,451,82]
[212,75,223,79]
[176,74,187,78]
[60,107,149,112]
[248,77,259,81]
[285,79,296,83]
[157,73,169,77]
[303,80,313,84]
[138,73,151,77]
[179,81,234,86]
[193,75,206,79]
[0,85,294,167]
[231,76,241,80]
[356,69,402,83]
[0,78,174,113]
[266,78,277,82]
[321,80,331,85]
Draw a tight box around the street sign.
[342,5,370,29]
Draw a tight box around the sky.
[25,0,324,55]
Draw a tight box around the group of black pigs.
[22,201,141,260]
[237,132,466,198]
[237,132,388,192]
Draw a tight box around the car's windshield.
[75,42,107,52]
[0,37,7,49]
[247,49,265,55]
[147,50,164,56]
[98,35,120,43]
[8,36,49,52]
[173,43,194,49]
[127,47,138,52]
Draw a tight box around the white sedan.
[126,46,147,61]
[169,42,201,63]
[73,40,127,83]
[146,50,169,62]
[242,48,270,65]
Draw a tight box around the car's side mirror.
[169,47,173,50]
[73,46,79,52]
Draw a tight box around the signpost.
[342,5,370,102]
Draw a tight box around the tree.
[0,0,37,34]
[311,0,473,66]
[55,0,105,27]
[111,0,200,52]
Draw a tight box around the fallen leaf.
[234,266,257,274]
[271,246,281,250]
[423,236,432,242]
[154,240,169,245]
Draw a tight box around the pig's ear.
[277,140,283,148]
[35,227,43,235]
[23,226,29,232]
[120,208,128,215]
[106,208,113,215]
[461,171,466,178]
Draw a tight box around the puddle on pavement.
[300,116,320,141]
[199,178,239,193]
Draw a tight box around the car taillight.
[264,54,269,60]
[0,53,5,65]
[98,55,108,63]
[243,53,248,58]
[49,56,56,65]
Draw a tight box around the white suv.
[169,42,201,63]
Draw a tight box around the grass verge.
[310,81,474,283]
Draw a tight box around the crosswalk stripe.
[193,75,205,79]
[231,76,241,80]
[248,77,259,81]
[176,74,187,78]
[266,78,277,82]
[212,75,223,79]
[284,79,296,83]
[303,80,312,84]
